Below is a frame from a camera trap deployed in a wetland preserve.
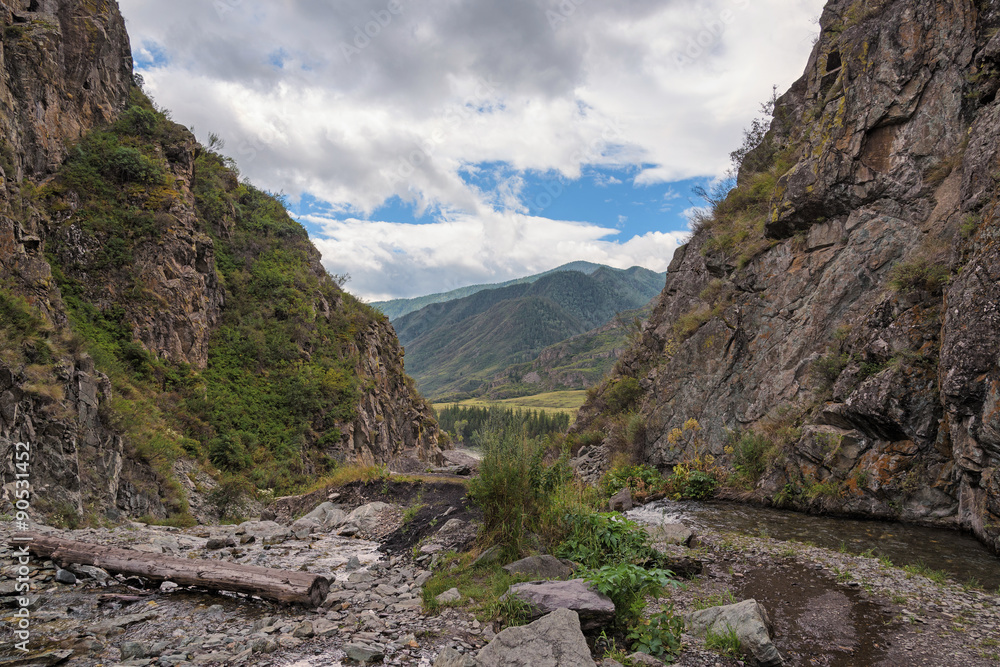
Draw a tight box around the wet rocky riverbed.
[1,478,998,666]
[628,498,1000,591]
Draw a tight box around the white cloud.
[308,212,689,301]
[118,0,824,299]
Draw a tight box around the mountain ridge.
[372,260,647,320]
[397,265,664,400]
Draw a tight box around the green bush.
[627,606,685,659]
[582,564,680,631]
[887,258,950,294]
[117,106,159,136]
[556,512,653,568]
[728,430,770,486]
[603,377,642,414]
[812,352,848,390]
[467,418,570,560]
[600,462,663,498]
[682,469,717,499]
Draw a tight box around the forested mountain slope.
[396,266,664,400]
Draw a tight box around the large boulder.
[502,555,574,580]
[685,599,783,666]
[609,487,633,512]
[301,501,347,531]
[235,520,289,545]
[476,608,597,667]
[503,579,615,631]
[341,502,393,536]
[644,522,693,547]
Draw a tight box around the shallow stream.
[627,499,1000,590]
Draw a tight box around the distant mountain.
[371,261,606,320]
[484,304,653,399]
[395,265,665,399]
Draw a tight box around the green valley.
[389,265,664,401]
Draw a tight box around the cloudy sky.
[118,0,825,301]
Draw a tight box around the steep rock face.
[0,0,133,179]
[346,320,441,466]
[578,0,1000,552]
[0,0,441,523]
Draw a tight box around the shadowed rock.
[476,607,596,667]
[503,579,615,631]
[685,599,783,666]
[502,555,574,580]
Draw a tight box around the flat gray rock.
[503,578,615,631]
[685,599,783,666]
[477,607,596,666]
[236,520,290,545]
[435,587,462,604]
[644,522,694,547]
[345,502,393,535]
[502,555,573,580]
[433,647,478,666]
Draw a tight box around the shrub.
[682,468,717,500]
[600,461,663,498]
[605,411,647,463]
[209,473,256,521]
[467,418,570,560]
[961,213,981,239]
[626,606,685,660]
[887,258,950,294]
[117,106,159,137]
[727,430,770,487]
[582,564,680,631]
[555,512,653,568]
[603,377,642,414]
[812,352,848,390]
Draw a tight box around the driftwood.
[16,533,329,606]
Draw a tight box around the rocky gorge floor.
[1,478,998,667]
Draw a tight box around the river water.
[627,499,1000,591]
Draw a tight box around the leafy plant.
[600,461,663,498]
[603,376,643,414]
[582,564,680,631]
[626,605,684,659]
[467,416,570,560]
[961,213,981,239]
[726,430,769,487]
[812,352,849,389]
[556,512,654,568]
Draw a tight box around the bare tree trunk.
[17,533,329,606]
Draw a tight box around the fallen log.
[15,533,329,606]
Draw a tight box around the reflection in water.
[627,499,1000,590]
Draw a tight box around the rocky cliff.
[0,0,440,525]
[577,0,1000,553]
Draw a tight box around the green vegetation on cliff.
[30,88,387,512]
